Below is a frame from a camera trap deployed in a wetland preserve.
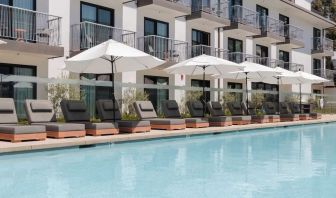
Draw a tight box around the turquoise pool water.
[1,123,336,198]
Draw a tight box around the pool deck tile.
[1,114,336,154]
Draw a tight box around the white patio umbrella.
[214,61,280,113]
[0,39,6,45]
[165,54,244,116]
[65,39,165,122]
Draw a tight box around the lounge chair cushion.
[96,100,122,121]
[289,103,301,114]
[61,100,90,122]
[208,116,232,122]
[0,98,18,124]
[207,102,225,117]
[185,118,208,124]
[0,124,46,134]
[25,100,57,123]
[133,101,158,119]
[32,123,85,132]
[263,102,277,115]
[227,102,244,116]
[162,100,181,118]
[84,122,118,130]
[231,116,251,121]
[187,101,204,117]
[144,118,185,126]
[279,103,291,114]
[30,101,53,112]
[117,120,150,128]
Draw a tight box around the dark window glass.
[256,44,268,66]
[192,29,210,46]
[313,59,322,76]
[256,5,268,32]
[0,0,35,9]
[228,38,243,63]
[191,79,210,103]
[81,2,114,26]
[144,18,168,37]
[279,14,289,38]
[279,50,290,70]
[227,82,243,102]
[144,75,169,114]
[251,82,278,103]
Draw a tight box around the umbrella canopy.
[65,39,164,74]
[165,54,244,116]
[0,39,6,45]
[295,71,329,84]
[214,61,280,113]
[65,39,165,122]
[165,54,243,75]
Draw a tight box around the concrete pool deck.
[1,114,336,154]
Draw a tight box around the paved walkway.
[1,115,336,154]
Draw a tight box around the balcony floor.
[137,0,191,16]
[187,11,231,27]
[223,22,261,37]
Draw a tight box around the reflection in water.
[1,124,336,197]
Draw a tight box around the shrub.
[121,88,149,119]
[180,91,203,115]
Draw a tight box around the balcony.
[253,16,286,44]
[277,24,304,49]
[325,69,336,83]
[223,5,261,37]
[0,4,63,57]
[227,52,257,64]
[187,0,230,27]
[137,0,191,16]
[190,44,228,59]
[71,21,136,53]
[311,37,334,57]
[137,35,188,68]
[281,62,304,72]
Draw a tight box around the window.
[279,14,289,38]
[252,82,278,102]
[326,57,334,70]
[228,38,243,63]
[144,75,169,113]
[313,28,322,50]
[227,82,243,102]
[256,5,268,33]
[192,29,210,57]
[0,63,36,118]
[80,74,113,118]
[279,50,290,70]
[143,18,169,60]
[191,79,210,103]
[0,0,35,10]
[313,59,322,76]
[81,2,114,26]
[256,44,268,66]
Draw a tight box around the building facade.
[0,0,335,115]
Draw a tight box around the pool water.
[1,123,336,198]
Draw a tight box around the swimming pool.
[1,123,336,198]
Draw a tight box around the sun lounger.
[96,99,150,133]
[279,102,300,122]
[0,98,46,143]
[162,100,209,128]
[206,101,233,126]
[262,102,280,123]
[133,101,186,130]
[226,102,252,125]
[61,100,119,136]
[25,99,86,139]
[288,103,310,120]
[241,102,269,124]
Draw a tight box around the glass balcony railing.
[165,0,191,7]
[230,5,259,29]
[0,4,61,46]
[190,44,228,59]
[284,24,304,42]
[312,37,334,52]
[259,15,285,37]
[192,0,229,19]
[227,52,257,64]
[282,62,304,72]
[71,21,136,51]
[137,35,189,62]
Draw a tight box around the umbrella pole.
[202,66,206,117]
[299,83,302,113]
[111,56,116,123]
[245,72,249,115]
[278,77,280,114]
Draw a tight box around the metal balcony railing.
[284,24,303,42]
[190,44,228,59]
[0,4,61,46]
[259,15,285,37]
[227,52,256,64]
[312,37,334,52]
[282,62,304,72]
[230,5,259,29]
[165,0,191,7]
[192,0,228,19]
[325,69,336,81]
[71,21,136,51]
[313,68,323,77]
[137,35,188,62]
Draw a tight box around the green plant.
[122,113,139,121]
[255,109,264,116]
[251,92,265,109]
[224,108,232,116]
[47,73,84,119]
[285,95,300,103]
[222,93,236,104]
[121,88,149,118]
